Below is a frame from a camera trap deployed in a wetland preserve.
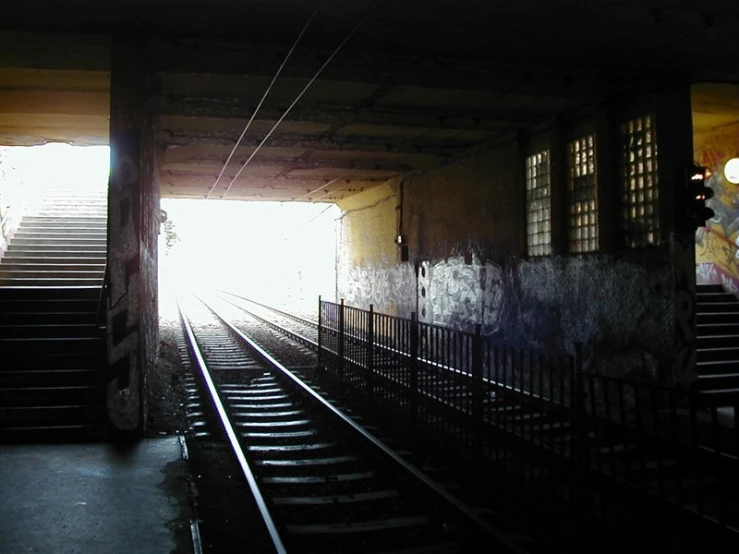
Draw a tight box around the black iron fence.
[317,298,739,535]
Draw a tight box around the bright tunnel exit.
[158,199,339,318]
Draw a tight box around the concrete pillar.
[106,36,159,434]
[655,83,696,385]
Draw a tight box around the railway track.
[178,293,529,554]
[204,290,739,551]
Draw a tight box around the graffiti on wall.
[339,263,415,317]
[695,171,739,291]
[106,133,143,432]
[427,257,481,332]
[337,249,676,381]
[694,124,739,291]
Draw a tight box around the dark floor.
[0,437,194,554]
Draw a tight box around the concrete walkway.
[0,437,194,554]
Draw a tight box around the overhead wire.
[205,4,321,199]
[281,203,337,242]
[293,166,357,202]
[221,0,381,199]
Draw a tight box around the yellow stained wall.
[694,121,739,291]
[336,182,399,267]
[336,182,418,315]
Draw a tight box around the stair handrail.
[97,263,110,329]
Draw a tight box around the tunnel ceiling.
[1,1,739,202]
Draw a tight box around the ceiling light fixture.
[725,157,739,185]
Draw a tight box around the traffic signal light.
[685,163,715,229]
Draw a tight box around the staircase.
[0,183,109,442]
[0,185,107,286]
[695,283,739,404]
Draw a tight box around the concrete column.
[655,83,696,385]
[106,36,158,434]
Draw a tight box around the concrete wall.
[337,182,415,316]
[106,37,160,434]
[694,121,739,291]
[337,116,682,383]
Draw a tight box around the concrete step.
[2,251,106,260]
[696,312,739,325]
[697,322,739,335]
[11,351,105,370]
[696,291,739,304]
[36,211,107,217]
[0,385,106,407]
[0,269,105,279]
[697,284,726,294]
[14,228,107,237]
[696,334,739,349]
[0,311,98,325]
[696,360,739,375]
[695,303,739,314]
[6,244,106,252]
[0,337,105,356]
[695,388,739,406]
[0,423,109,443]
[695,372,739,391]
[0,369,104,387]
[0,404,107,425]
[22,217,107,227]
[0,263,106,272]
[0,286,101,300]
[0,276,104,286]
[0,297,98,313]
[0,323,101,339]
[10,237,106,246]
[38,206,107,212]
[696,346,739,363]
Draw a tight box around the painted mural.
[694,122,739,291]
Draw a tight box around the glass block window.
[567,135,598,253]
[620,115,659,247]
[525,151,552,256]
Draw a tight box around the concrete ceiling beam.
[149,37,635,97]
[154,130,463,157]
[151,96,537,130]
[161,156,413,174]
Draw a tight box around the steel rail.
[195,293,528,553]
[208,295,739,542]
[217,290,317,329]
[177,298,288,554]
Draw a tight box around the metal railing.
[317,298,739,536]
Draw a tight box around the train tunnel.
[0,2,738,447]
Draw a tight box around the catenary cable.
[205,5,321,199]
[221,0,380,199]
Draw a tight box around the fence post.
[316,295,323,373]
[472,324,484,458]
[367,304,374,396]
[410,312,419,426]
[570,342,585,514]
[572,342,584,464]
[338,299,345,382]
